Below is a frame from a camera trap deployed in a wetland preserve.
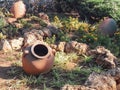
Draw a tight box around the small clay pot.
[98,18,117,36]
[10,0,26,19]
[22,42,54,75]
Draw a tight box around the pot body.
[10,0,26,19]
[22,42,54,75]
[98,18,117,36]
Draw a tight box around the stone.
[10,37,24,50]
[47,25,60,35]
[65,41,89,55]
[23,29,43,47]
[104,68,120,90]
[61,84,93,90]
[38,12,50,25]
[6,17,17,23]
[88,46,117,69]
[57,42,66,52]
[0,39,12,52]
[42,27,52,37]
[85,72,117,90]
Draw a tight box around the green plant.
[45,35,56,44]
[57,31,70,42]
[0,32,6,39]
[0,17,7,29]
[1,24,20,38]
[54,52,79,70]
[55,0,120,23]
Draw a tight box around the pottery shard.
[10,37,24,50]
[0,39,12,52]
[65,41,89,55]
[88,46,117,69]
[57,42,66,52]
[23,29,43,47]
[10,0,26,19]
[85,72,117,90]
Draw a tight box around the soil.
[0,51,29,90]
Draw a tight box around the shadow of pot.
[22,42,54,75]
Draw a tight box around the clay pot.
[10,0,26,19]
[98,18,117,36]
[22,42,54,75]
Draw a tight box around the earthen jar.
[22,42,54,75]
[10,0,26,19]
[98,17,117,36]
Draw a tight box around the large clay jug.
[22,42,54,75]
[10,0,26,19]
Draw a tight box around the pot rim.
[31,42,50,59]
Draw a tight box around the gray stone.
[10,37,24,50]
[88,46,117,69]
[65,41,89,55]
[23,29,43,47]
[0,39,12,52]
[42,27,52,37]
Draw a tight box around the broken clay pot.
[10,0,26,19]
[22,42,54,75]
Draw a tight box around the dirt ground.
[0,51,29,90]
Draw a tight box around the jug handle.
[23,50,29,57]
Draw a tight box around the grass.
[0,8,119,90]
[3,50,104,90]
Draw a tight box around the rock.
[42,27,52,37]
[38,12,50,25]
[104,68,120,90]
[57,42,66,52]
[10,37,24,50]
[47,25,60,35]
[23,29,43,47]
[65,41,89,55]
[88,46,117,69]
[61,84,92,90]
[61,68,120,90]
[6,17,17,23]
[14,23,23,28]
[10,0,26,19]
[85,72,117,90]
[0,39,12,52]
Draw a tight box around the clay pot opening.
[31,44,49,58]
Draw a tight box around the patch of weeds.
[30,15,47,27]
[0,32,6,40]
[7,66,23,76]
[54,52,79,70]
[6,80,25,90]
[57,31,70,42]
[21,75,44,85]
[82,54,93,63]
[11,61,22,67]
[18,19,32,28]
[1,24,20,38]
[6,56,15,61]
[45,35,56,44]
[0,17,7,29]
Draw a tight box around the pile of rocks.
[61,68,120,90]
